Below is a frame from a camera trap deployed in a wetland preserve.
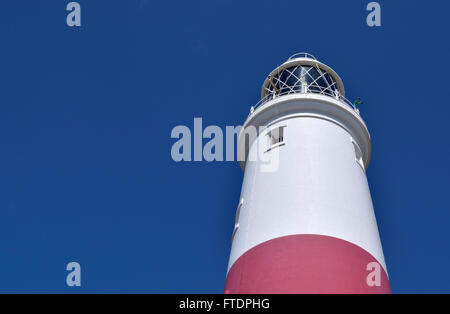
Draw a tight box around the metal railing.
[249,89,358,116]
[249,54,360,117]
[288,52,317,61]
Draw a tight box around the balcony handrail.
[288,52,317,61]
[250,89,358,116]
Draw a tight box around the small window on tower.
[266,126,286,152]
[231,198,243,243]
[352,139,365,171]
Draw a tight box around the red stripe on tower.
[225,234,391,294]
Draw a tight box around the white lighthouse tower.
[225,53,391,294]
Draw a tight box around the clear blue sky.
[0,0,449,293]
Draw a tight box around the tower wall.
[225,93,390,294]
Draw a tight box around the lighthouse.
[225,53,391,294]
